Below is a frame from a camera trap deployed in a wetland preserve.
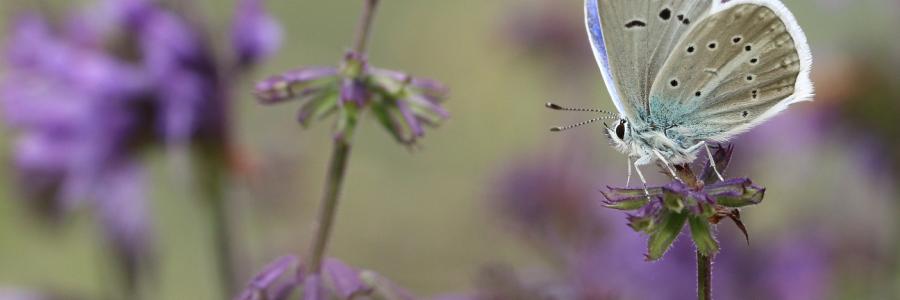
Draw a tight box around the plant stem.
[352,0,380,54]
[307,137,354,274]
[697,251,713,300]
[306,0,377,275]
[200,155,239,296]
[675,164,713,300]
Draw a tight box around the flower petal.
[254,68,339,104]
[324,258,368,299]
[395,99,424,138]
[237,255,299,300]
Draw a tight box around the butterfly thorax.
[608,118,700,165]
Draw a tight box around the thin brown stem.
[307,138,353,274]
[352,0,381,54]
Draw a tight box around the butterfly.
[549,0,813,186]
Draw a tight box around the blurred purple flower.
[232,0,283,67]
[2,0,281,286]
[236,256,301,300]
[490,150,609,255]
[237,256,413,300]
[254,50,449,144]
[498,3,591,70]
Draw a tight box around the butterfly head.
[605,118,634,153]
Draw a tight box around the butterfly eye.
[615,120,627,140]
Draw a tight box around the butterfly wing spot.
[660,8,672,21]
[641,2,810,144]
[625,20,647,29]
[682,18,692,25]
[670,79,680,87]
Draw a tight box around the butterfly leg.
[633,156,651,198]
[703,142,726,182]
[626,157,633,187]
[652,149,682,183]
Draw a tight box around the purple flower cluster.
[254,51,449,144]
[462,148,832,299]
[237,256,413,300]
[2,0,280,279]
[600,145,765,260]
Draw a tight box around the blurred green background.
[2,0,899,299]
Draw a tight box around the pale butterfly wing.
[585,0,713,123]
[647,0,814,143]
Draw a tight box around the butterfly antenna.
[546,102,618,117]
[550,116,617,132]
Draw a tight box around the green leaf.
[717,185,765,208]
[627,214,655,232]
[371,100,409,144]
[606,187,664,198]
[603,197,650,211]
[662,193,685,213]
[335,103,359,141]
[296,86,338,127]
[689,216,720,256]
[646,211,687,261]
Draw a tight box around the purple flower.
[601,145,765,260]
[236,256,301,300]
[489,149,610,254]
[237,256,413,300]
[3,0,282,286]
[498,2,591,70]
[470,148,836,300]
[232,0,283,67]
[254,50,449,144]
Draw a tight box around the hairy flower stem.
[673,164,713,300]
[697,250,713,300]
[308,134,355,273]
[199,153,239,296]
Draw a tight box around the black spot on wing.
[625,20,647,28]
[659,8,672,20]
